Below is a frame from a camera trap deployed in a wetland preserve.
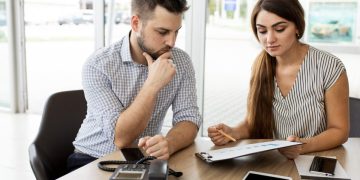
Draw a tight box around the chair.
[29,90,87,180]
[350,97,360,137]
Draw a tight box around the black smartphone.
[243,171,292,180]
[309,156,337,176]
[120,148,145,161]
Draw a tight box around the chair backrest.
[29,90,87,180]
[350,97,360,137]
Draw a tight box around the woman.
[208,0,349,159]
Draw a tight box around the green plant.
[208,0,216,15]
[226,10,234,19]
[239,0,247,19]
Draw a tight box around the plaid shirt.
[73,34,202,158]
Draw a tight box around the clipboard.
[195,140,303,163]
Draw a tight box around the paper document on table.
[195,140,302,163]
[294,155,350,180]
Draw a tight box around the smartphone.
[243,171,292,180]
[120,148,145,161]
[309,156,337,176]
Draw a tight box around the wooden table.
[58,138,360,180]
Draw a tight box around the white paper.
[206,140,302,161]
[294,155,350,180]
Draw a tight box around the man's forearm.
[166,121,198,155]
[114,85,158,148]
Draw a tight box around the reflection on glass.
[203,0,260,135]
[0,0,11,109]
[25,0,94,113]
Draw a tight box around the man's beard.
[137,31,171,60]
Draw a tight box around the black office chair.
[350,97,360,137]
[29,90,87,180]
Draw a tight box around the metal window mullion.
[185,0,207,136]
[94,0,105,50]
[7,0,27,113]
[106,0,115,46]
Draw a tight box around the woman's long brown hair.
[248,0,305,138]
[247,51,276,138]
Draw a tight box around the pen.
[217,129,236,142]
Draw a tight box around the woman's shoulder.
[307,45,342,64]
[307,45,346,89]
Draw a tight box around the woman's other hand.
[278,135,303,159]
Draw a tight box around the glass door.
[203,0,261,134]
[24,0,95,113]
[0,0,10,110]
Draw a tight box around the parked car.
[73,10,93,25]
[58,10,93,25]
[112,12,130,24]
[58,14,73,25]
[120,13,131,24]
[114,12,123,24]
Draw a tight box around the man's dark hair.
[131,0,189,21]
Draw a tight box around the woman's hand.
[278,135,303,159]
[207,123,236,146]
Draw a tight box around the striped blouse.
[273,46,345,139]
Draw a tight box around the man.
[67,0,201,171]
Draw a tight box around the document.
[294,155,350,180]
[195,140,302,163]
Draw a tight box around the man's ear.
[131,15,141,32]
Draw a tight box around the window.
[202,0,260,135]
[24,0,95,113]
[0,0,10,110]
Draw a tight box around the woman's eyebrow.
[256,21,287,28]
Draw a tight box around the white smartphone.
[243,171,292,180]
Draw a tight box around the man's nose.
[166,33,177,48]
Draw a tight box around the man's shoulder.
[172,47,191,63]
[86,40,124,67]
[172,47,189,56]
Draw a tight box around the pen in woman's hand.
[217,129,236,142]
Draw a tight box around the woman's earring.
[296,33,300,39]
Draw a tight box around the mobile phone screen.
[243,171,292,180]
[245,174,290,180]
[120,148,144,161]
[309,156,337,176]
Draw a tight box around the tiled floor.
[0,112,41,180]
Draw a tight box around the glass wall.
[0,0,10,110]
[105,0,131,46]
[24,0,95,113]
[202,0,260,134]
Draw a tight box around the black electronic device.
[99,148,181,179]
[243,171,292,180]
[309,156,337,176]
[109,159,168,180]
[120,148,145,161]
[148,159,168,180]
